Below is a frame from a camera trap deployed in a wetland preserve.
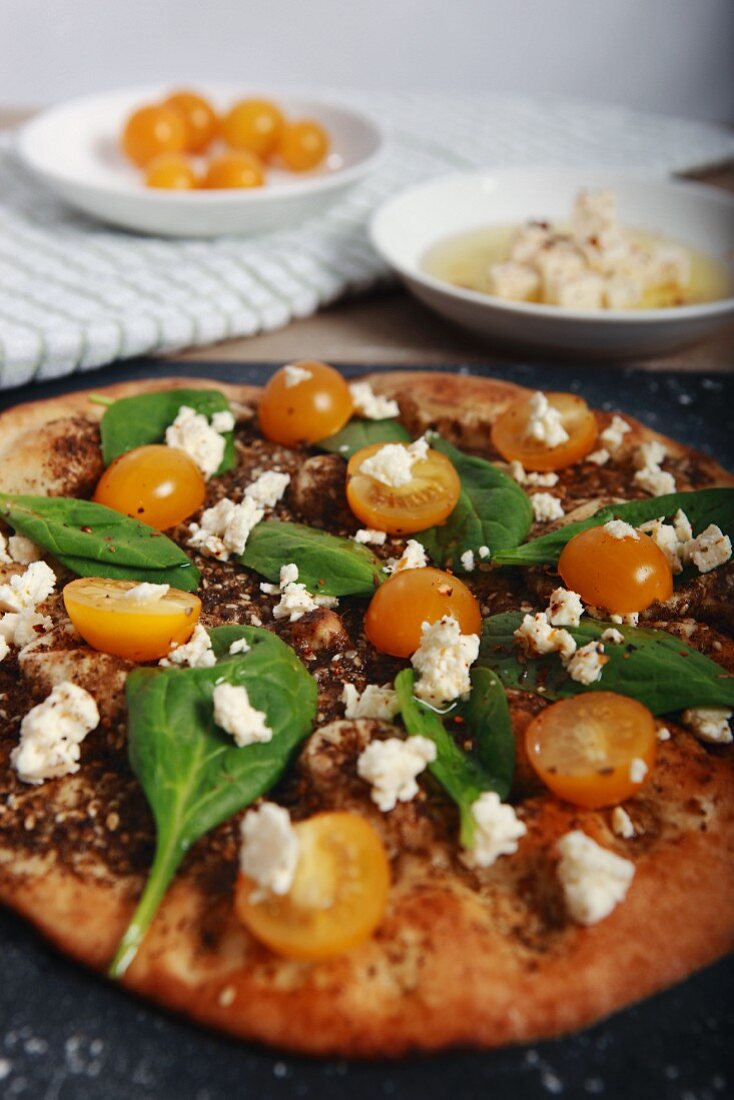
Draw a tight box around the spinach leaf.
[240,519,383,597]
[492,488,734,567]
[100,388,236,474]
[455,667,515,799]
[395,668,513,845]
[109,625,317,978]
[0,494,199,591]
[418,434,532,571]
[478,612,734,713]
[318,417,410,459]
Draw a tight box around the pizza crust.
[0,370,732,1056]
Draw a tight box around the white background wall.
[3,0,733,122]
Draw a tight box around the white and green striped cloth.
[1,90,732,388]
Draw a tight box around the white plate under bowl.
[370,169,734,357]
[16,84,384,238]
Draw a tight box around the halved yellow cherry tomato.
[63,578,201,662]
[365,566,481,657]
[491,392,598,471]
[276,119,329,171]
[525,692,656,808]
[162,89,219,153]
[222,98,285,158]
[347,443,461,536]
[258,360,354,446]
[235,811,390,960]
[93,444,206,531]
[558,525,673,614]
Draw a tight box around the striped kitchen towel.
[1,89,733,388]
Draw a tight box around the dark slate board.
[1,359,732,1100]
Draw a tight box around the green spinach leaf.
[492,488,734,567]
[478,612,734,713]
[418,434,532,571]
[240,519,383,597]
[100,388,236,474]
[109,625,317,978]
[455,666,515,799]
[0,494,199,591]
[318,417,410,459]
[395,668,512,845]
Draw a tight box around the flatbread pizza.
[0,367,732,1056]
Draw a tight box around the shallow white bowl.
[370,169,734,357]
[17,84,384,238]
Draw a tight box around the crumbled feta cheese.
[462,791,527,869]
[508,222,552,265]
[604,519,639,541]
[611,807,635,839]
[657,726,671,742]
[0,609,52,649]
[507,459,559,487]
[356,735,436,812]
[213,683,272,748]
[0,560,56,613]
[672,509,693,542]
[384,538,428,575]
[160,623,216,668]
[610,611,639,626]
[348,381,400,420]
[544,271,605,310]
[681,524,732,574]
[486,261,540,302]
[187,497,264,561]
[244,471,290,508]
[648,242,691,287]
[283,363,312,388]
[11,681,99,785]
[639,518,683,573]
[566,640,607,685]
[8,535,41,564]
[547,587,584,627]
[228,637,250,655]
[634,440,667,470]
[523,392,570,448]
[601,627,625,645]
[412,615,479,706]
[599,415,631,455]
[586,448,610,466]
[120,582,170,603]
[460,550,475,572]
[164,405,230,479]
[353,528,387,546]
[681,706,733,745]
[239,803,300,899]
[556,830,635,925]
[514,612,577,662]
[603,275,643,310]
[341,682,399,721]
[629,757,648,784]
[0,636,8,662]
[359,438,429,489]
[634,464,676,497]
[261,563,338,622]
[531,493,564,523]
[573,189,617,242]
[478,545,490,559]
[535,242,587,285]
[0,532,10,565]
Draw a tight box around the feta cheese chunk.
[486,261,539,302]
[565,640,607,685]
[462,791,527,869]
[557,830,635,925]
[638,518,683,573]
[384,539,428,575]
[506,460,558,487]
[629,757,648,784]
[599,414,631,455]
[648,242,691,288]
[348,381,400,420]
[121,582,170,603]
[164,404,231,479]
[508,222,552,264]
[0,609,52,649]
[7,535,41,564]
[531,493,564,523]
[11,681,99,785]
[547,587,584,627]
[213,683,272,748]
[634,440,667,470]
[353,528,387,546]
[244,471,290,508]
[359,438,429,489]
[544,271,604,310]
[586,448,610,466]
[357,735,436,812]
[672,509,693,542]
[240,802,300,898]
[534,242,586,285]
[228,637,250,655]
[681,706,733,745]
[0,560,56,614]
[611,807,635,839]
[341,682,399,721]
[283,363,313,388]
[681,524,732,574]
[412,615,479,706]
[460,550,475,572]
[603,276,643,310]
[160,623,216,669]
[187,497,264,561]
[261,563,338,622]
[603,519,639,541]
[657,726,671,742]
[573,189,617,242]
[523,392,570,448]
[601,627,625,645]
[514,612,577,662]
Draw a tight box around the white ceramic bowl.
[16,84,384,238]
[370,169,734,357]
